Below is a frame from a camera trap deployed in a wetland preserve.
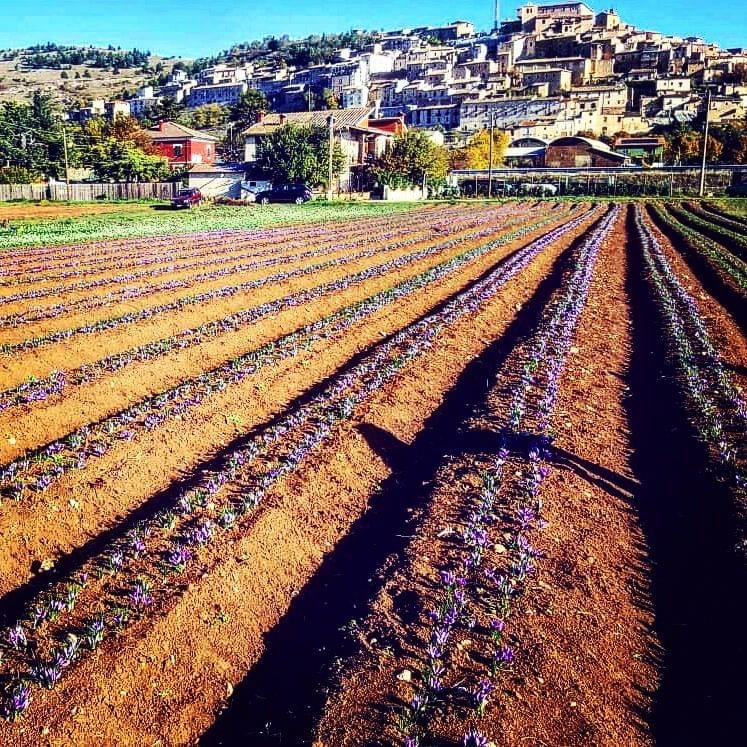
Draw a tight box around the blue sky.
[2,1,744,58]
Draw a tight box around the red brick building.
[146,121,218,168]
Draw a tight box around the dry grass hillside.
[0,46,191,107]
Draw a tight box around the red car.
[171,188,203,209]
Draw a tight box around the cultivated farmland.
[0,200,744,746]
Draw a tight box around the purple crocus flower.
[494,645,514,665]
[166,546,193,571]
[4,682,31,721]
[5,623,27,649]
[128,578,153,610]
[410,693,429,714]
[473,678,493,712]
[463,727,489,747]
[32,664,62,689]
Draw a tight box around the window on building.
[173,145,183,157]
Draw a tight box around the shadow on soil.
[0,220,571,630]
[198,224,594,746]
[625,207,747,744]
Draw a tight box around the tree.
[664,126,724,165]
[664,126,701,164]
[717,120,747,164]
[228,89,269,130]
[374,130,449,188]
[76,114,168,180]
[149,96,185,123]
[185,104,230,129]
[320,88,340,110]
[255,123,344,186]
[455,128,510,169]
[86,139,169,181]
[0,165,42,184]
[108,115,160,154]
[0,93,70,178]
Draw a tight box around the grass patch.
[710,198,747,217]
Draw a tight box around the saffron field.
[0,200,744,746]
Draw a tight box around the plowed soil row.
[0,207,585,619]
[0,210,472,321]
[631,207,747,743]
[294,204,747,747]
[0,204,561,470]
[0,204,544,395]
[0,204,520,344]
[0,207,600,746]
[288,206,653,747]
[0,205,456,290]
[640,209,747,392]
[648,204,747,330]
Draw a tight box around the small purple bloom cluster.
[0,203,589,721]
[398,206,619,744]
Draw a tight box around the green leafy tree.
[148,96,185,123]
[0,92,71,178]
[0,165,42,183]
[184,104,230,129]
[714,120,747,164]
[374,130,449,188]
[229,89,269,130]
[665,126,703,164]
[86,139,170,181]
[255,123,344,186]
[664,125,724,165]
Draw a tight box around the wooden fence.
[0,182,180,202]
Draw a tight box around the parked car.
[171,188,203,209]
[255,183,313,204]
[726,183,747,197]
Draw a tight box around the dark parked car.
[726,183,747,197]
[171,188,203,209]
[255,183,312,204]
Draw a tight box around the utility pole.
[698,88,712,198]
[494,0,500,33]
[487,111,495,199]
[327,114,335,201]
[61,125,71,201]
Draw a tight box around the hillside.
[0,44,192,107]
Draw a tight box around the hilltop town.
[56,3,746,151]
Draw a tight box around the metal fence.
[450,165,747,197]
[0,182,180,202]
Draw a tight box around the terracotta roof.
[147,121,219,142]
[243,107,373,136]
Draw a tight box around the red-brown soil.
[0,203,152,221]
[311,206,661,747]
[0,204,574,600]
[0,203,596,746]
[1,201,744,747]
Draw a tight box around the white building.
[188,82,249,107]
